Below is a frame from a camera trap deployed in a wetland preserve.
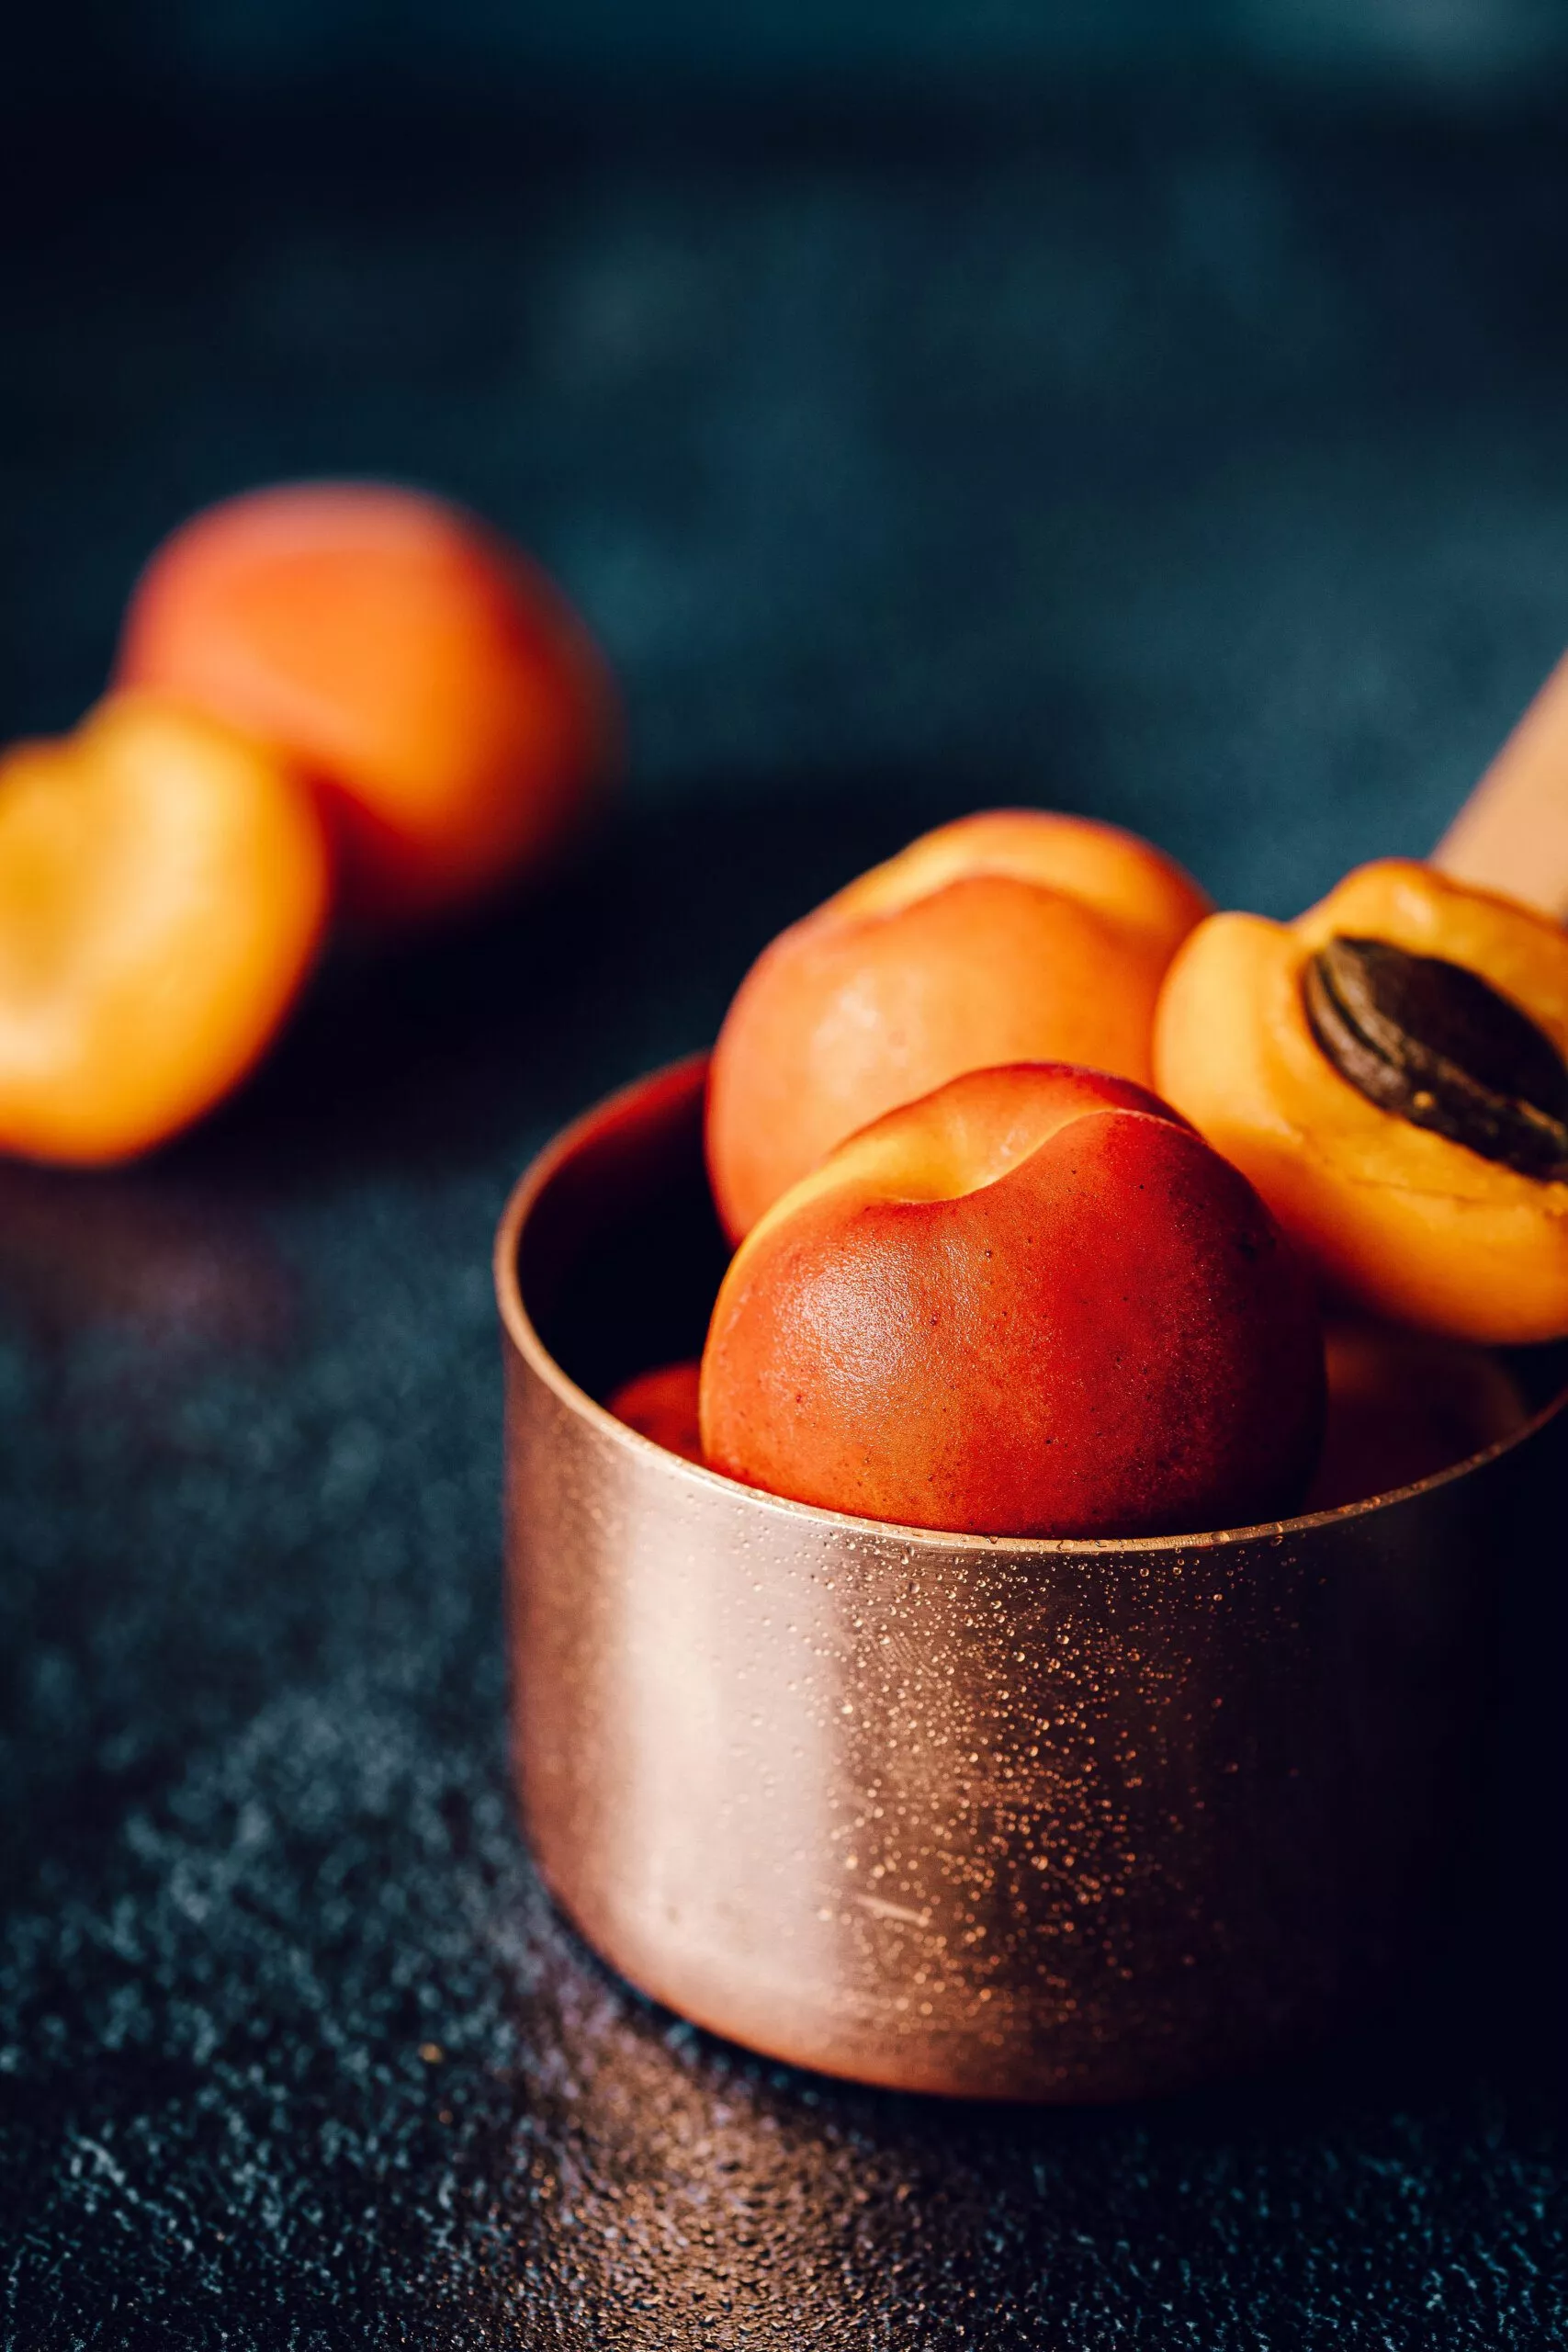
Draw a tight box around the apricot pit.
[1303,934,1568,1180]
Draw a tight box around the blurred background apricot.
[119,482,617,925]
[0,695,329,1164]
[0,484,615,1164]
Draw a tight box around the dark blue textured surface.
[3,78,1568,2347]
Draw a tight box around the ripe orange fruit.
[0,694,330,1164]
[118,481,617,923]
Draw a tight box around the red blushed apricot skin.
[701,1069,1324,1540]
[606,1363,705,1464]
[705,812,1212,1242]
[118,481,617,924]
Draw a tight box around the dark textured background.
[5,43,1568,2350]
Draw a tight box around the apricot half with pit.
[1154,859,1568,1343]
[705,809,1212,1241]
[700,1062,1324,1539]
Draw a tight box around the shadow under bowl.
[495,1057,1568,2103]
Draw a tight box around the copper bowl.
[496,1056,1567,2103]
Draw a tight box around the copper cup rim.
[494,1052,1568,1560]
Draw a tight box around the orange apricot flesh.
[705,809,1212,1241]
[0,694,330,1165]
[118,481,617,924]
[1154,859,1568,1343]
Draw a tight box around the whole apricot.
[1154,859,1568,1342]
[700,1062,1323,1539]
[0,694,329,1164]
[118,481,616,923]
[606,1362,705,1464]
[705,810,1212,1240]
[1305,1321,1528,1512]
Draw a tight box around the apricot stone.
[118,481,616,924]
[705,810,1212,1240]
[700,1062,1323,1539]
[1154,859,1568,1342]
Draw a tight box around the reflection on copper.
[496,1057,1568,2103]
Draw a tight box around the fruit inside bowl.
[700,1060,1324,1539]
[611,795,1568,1539]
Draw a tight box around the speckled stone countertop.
[3,75,1568,2348]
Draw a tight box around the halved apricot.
[1154,859,1568,1342]
[0,694,330,1164]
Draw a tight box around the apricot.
[700,1062,1323,1539]
[606,1362,705,1464]
[1154,859,1568,1342]
[118,481,616,923]
[705,809,1213,1240]
[0,694,329,1164]
[1305,1321,1528,1513]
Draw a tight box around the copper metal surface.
[496,1057,1567,2103]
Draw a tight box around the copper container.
[496,1055,1566,2103]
